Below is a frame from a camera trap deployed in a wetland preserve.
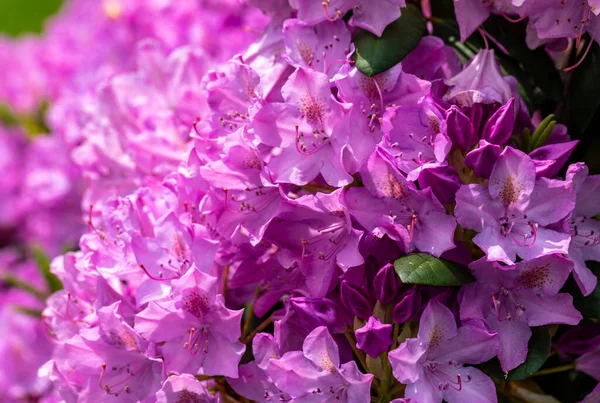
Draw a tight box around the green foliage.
[507,327,551,381]
[353,4,426,77]
[0,0,63,36]
[394,253,474,286]
[564,43,600,138]
[31,245,63,293]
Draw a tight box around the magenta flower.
[155,374,219,402]
[461,254,582,371]
[52,302,163,402]
[134,266,245,377]
[132,212,218,281]
[289,0,405,36]
[344,150,456,257]
[456,146,575,264]
[355,316,393,358]
[282,19,352,77]
[264,189,363,296]
[380,93,451,180]
[389,300,499,403]
[444,49,513,107]
[266,326,373,402]
[199,130,281,246]
[255,67,352,187]
[566,163,600,296]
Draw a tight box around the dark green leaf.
[352,5,426,77]
[507,326,551,381]
[13,305,43,318]
[0,104,18,126]
[1,273,47,301]
[565,42,600,137]
[394,253,474,286]
[31,245,63,293]
[0,0,63,36]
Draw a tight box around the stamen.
[139,264,180,282]
[325,58,354,74]
[478,28,490,49]
[565,39,594,72]
[502,13,527,23]
[321,2,340,22]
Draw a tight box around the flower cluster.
[1,1,599,402]
[454,0,600,49]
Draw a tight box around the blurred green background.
[0,0,63,36]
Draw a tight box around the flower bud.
[341,280,372,319]
[374,263,402,306]
[445,105,475,151]
[482,98,515,145]
[556,324,600,357]
[418,165,461,204]
[529,140,579,179]
[355,316,393,359]
[289,297,339,330]
[392,288,421,323]
[464,140,501,178]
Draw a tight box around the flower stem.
[242,316,273,344]
[344,329,369,373]
[531,363,576,377]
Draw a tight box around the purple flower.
[289,0,405,37]
[464,140,502,179]
[345,150,456,257]
[374,263,403,306]
[355,316,393,358]
[577,347,600,382]
[380,94,451,181]
[566,163,600,296]
[199,130,281,246]
[155,374,219,403]
[402,36,462,81]
[254,67,352,187]
[341,280,373,319]
[444,49,513,107]
[389,300,499,403]
[393,288,422,323]
[134,266,245,377]
[266,326,373,402]
[282,19,352,77]
[456,146,575,264]
[453,0,518,41]
[52,302,163,402]
[461,255,582,371]
[264,189,363,296]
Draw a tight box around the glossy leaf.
[507,326,551,381]
[353,4,426,77]
[394,253,474,286]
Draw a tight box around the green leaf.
[394,253,474,286]
[352,5,426,77]
[1,274,48,301]
[0,104,18,126]
[507,326,551,381]
[13,305,43,318]
[565,42,600,138]
[0,0,63,36]
[31,245,63,293]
